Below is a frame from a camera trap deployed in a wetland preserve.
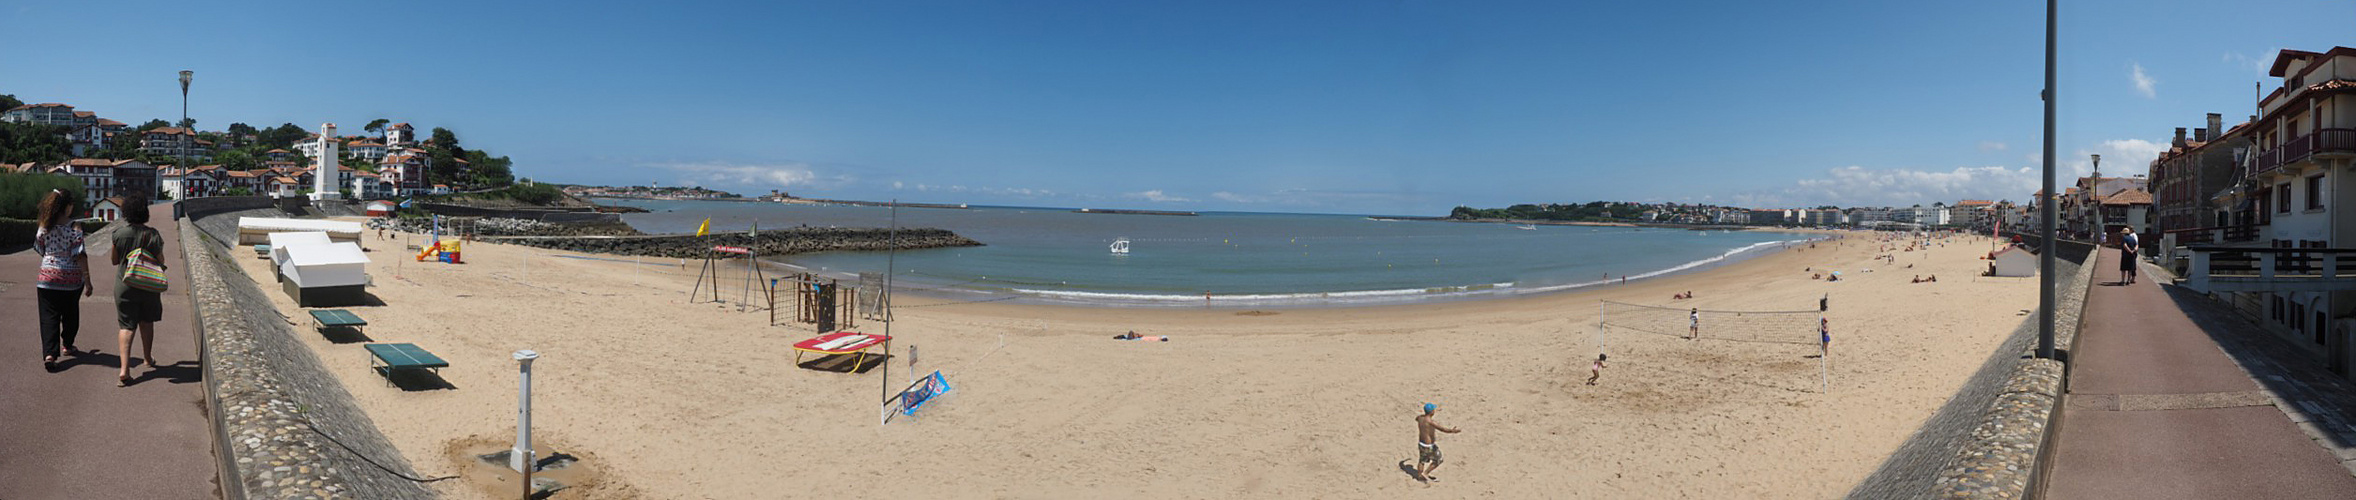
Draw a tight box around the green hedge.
[0,170,89,220]
[2,217,112,245]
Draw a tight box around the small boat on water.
[1516,225,1537,230]
[1110,237,1131,254]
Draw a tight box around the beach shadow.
[318,326,373,344]
[1396,459,1427,483]
[797,353,890,374]
[383,368,457,391]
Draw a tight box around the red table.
[791,331,892,370]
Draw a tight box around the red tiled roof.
[2102,188,2153,205]
[145,127,194,136]
[225,170,258,178]
[65,158,115,167]
[97,119,125,126]
[72,111,94,117]
[265,149,288,154]
[6,103,71,111]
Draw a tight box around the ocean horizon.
[607,198,1820,307]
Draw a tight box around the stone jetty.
[485,227,981,258]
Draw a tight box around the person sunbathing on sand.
[1113,330,1168,342]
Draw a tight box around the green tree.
[177,118,196,129]
[222,187,253,196]
[138,119,170,132]
[227,122,258,137]
[364,119,390,136]
[214,149,258,170]
[0,94,22,113]
[429,127,459,151]
[264,123,309,148]
[0,122,72,165]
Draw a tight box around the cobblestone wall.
[1847,243,2099,499]
[182,214,437,499]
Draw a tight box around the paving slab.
[2046,247,2356,499]
[0,203,219,498]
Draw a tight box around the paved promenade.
[2046,246,2356,498]
[0,204,219,498]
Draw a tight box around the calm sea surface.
[608,199,1815,306]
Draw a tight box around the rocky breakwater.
[390,216,641,237]
[490,227,982,259]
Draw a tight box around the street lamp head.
[179,70,192,92]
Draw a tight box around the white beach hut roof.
[268,231,334,265]
[280,242,370,288]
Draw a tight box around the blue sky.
[3,0,2351,215]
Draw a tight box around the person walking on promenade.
[32,190,93,371]
[2118,228,2140,285]
[1414,403,1463,482]
[109,195,166,386]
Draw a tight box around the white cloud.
[1978,141,2008,152]
[1731,138,2168,208]
[2130,62,2157,99]
[907,183,1056,198]
[649,161,851,190]
[1125,189,1192,203]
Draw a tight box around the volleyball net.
[1597,299,1830,393]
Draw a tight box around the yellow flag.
[695,217,711,237]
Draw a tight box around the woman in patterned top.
[33,190,93,371]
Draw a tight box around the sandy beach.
[230,226,2033,498]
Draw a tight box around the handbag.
[124,247,169,293]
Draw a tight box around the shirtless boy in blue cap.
[1415,403,1463,481]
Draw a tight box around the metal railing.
[2254,128,2356,173]
[2185,246,2356,292]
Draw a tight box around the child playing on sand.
[1586,354,1607,385]
[1689,308,1700,340]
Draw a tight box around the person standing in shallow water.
[32,190,94,371]
[109,195,166,386]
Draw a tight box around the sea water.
[609,199,1813,307]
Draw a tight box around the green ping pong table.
[363,343,448,386]
[308,309,368,338]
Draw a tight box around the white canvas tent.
[237,217,363,245]
[278,242,371,306]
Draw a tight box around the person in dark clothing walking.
[109,195,166,386]
[31,190,93,371]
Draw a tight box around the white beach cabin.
[365,200,395,217]
[278,241,371,307]
[267,231,334,282]
[1991,245,2037,278]
[237,217,364,245]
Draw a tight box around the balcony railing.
[2255,128,2356,173]
[2185,247,2356,292]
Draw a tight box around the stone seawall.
[486,227,982,259]
[182,213,437,499]
[1847,239,2098,499]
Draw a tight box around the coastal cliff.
[486,227,982,259]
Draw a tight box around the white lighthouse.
[311,123,342,201]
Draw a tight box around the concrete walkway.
[0,203,219,498]
[2046,246,2356,499]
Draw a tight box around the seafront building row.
[5,107,457,203]
[2142,46,2356,381]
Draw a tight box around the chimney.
[2174,128,2187,147]
[2195,128,2209,142]
[2208,113,2224,140]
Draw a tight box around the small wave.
[1013,281,1517,305]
